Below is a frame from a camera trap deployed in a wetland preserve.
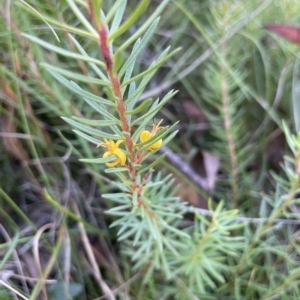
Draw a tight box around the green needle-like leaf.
[121,38,141,94]
[62,117,123,140]
[106,0,126,26]
[109,0,150,41]
[131,90,177,127]
[122,47,181,87]
[66,0,98,35]
[42,64,109,85]
[125,98,152,115]
[47,71,114,106]
[72,117,120,127]
[138,152,168,174]
[125,63,158,109]
[72,130,101,145]
[114,0,170,54]
[68,34,109,81]
[119,18,159,78]
[80,156,118,164]
[104,167,128,173]
[22,34,105,67]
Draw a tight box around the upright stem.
[220,38,238,208]
[88,4,157,214]
[97,23,139,178]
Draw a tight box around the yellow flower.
[97,138,126,167]
[140,119,163,151]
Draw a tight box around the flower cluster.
[98,120,164,167]
[140,119,163,151]
[97,139,126,167]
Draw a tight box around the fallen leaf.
[183,99,207,123]
[191,150,220,192]
[267,129,286,171]
[265,24,300,44]
[173,174,208,209]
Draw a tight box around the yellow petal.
[140,130,151,143]
[103,151,117,166]
[148,139,162,151]
[113,148,126,166]
[115,140,123,148]
[106,158,120,167]
[103,151,111,158]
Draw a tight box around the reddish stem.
[98,24,138,178]
[84,3,160,226]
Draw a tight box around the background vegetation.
[1,0,300,299]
